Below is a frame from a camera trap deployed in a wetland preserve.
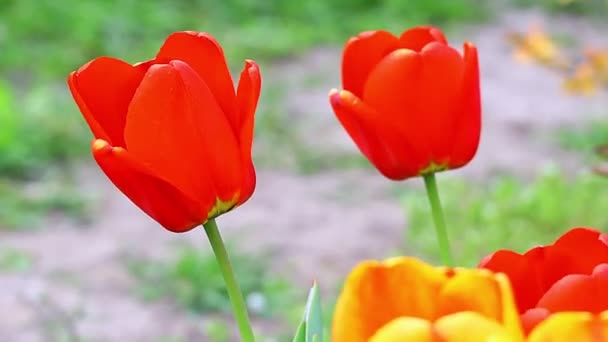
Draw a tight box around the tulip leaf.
[292,321,306,342]
[292,281,323,342]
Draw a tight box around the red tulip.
[68,31,261,233]
[479,227,608,334]
[329,26,481,180]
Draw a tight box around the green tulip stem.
[423,172,454,266]
[203,219,255,342]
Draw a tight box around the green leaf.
[292,321,306,342]
[292,281,323,342]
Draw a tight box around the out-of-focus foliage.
[402,167,608,266]
[128,246,297,317]
[1,0,490,79]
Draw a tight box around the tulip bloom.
[479,227,608,334]
[527,311,608,341]
[329,26,480,180]
[332,257,524,342]
[68,31,261,233]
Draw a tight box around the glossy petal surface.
[342,30,400,98]
[67,57,146,146]
[92,140,202,232]
[124,61,242,207]
[399,26,448,51]
[450,42,481,167]
[155,31,239,132]
[235,60,261,204]
[330,89,422,179]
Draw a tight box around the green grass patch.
[0,248,34,272]
[3,0,491,79]
[128,245,298,318]
[0,76,91,229]
[0,177,91,229]
[401,167,608,267]
[0,81,89,179]
[557,120,608,154]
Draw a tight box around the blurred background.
[1,0,608,340]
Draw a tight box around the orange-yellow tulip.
[528,311,608,341]
[331,257,524,342]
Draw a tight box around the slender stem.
[203,219,255,342]
[422,173,453,266]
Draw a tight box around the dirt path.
[1,9,608,342]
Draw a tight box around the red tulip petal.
[155,31,238,133]
[329,89,422,180]
[594,264,608,278]
[235,60,261,204]
[449,42,481,168]
[67,57,146,147]
[341,30,400,98]
[551,227,608,274]
[362,48,428,161]
[399,26,448,51]
[479,249,544,313]
[521,308,551,336]
[418,42,466,164]
[92,139,203,232]
[124,61,242,205]
[537,271,608,313]
[364,44,464,167]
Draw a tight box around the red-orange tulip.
[329,26,480,180]
[68,31,261,233]
[479,227,608,334]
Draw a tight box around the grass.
[401,167,608,267]
[127,245,305,340]
[0,248,33,272]
[0,177,91,229]
[3,0,491,79]
[127,245,298,318]
[0,79,90,229]
[557,119,608,154]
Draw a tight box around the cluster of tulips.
[67,26,608,341]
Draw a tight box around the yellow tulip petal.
[437,269,503,318]
[435,312,517,342]
[369,317,432,342]
[437,269,524,340]
[332,257,446,342]
[528,311,608,342]
[370,312,517,342]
